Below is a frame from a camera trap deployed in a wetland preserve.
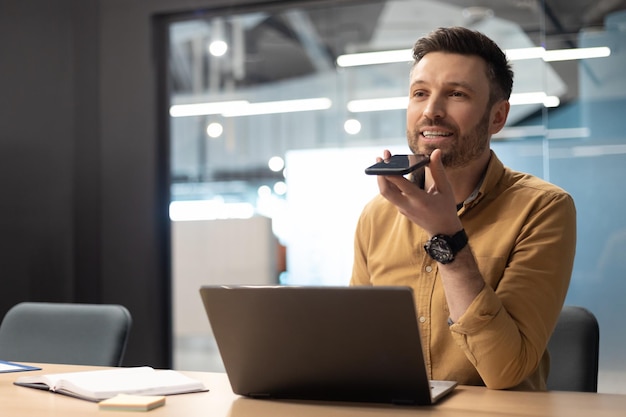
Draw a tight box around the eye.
[450,91,466,98]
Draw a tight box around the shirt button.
[425,265,433,273]
[419,316,427,323]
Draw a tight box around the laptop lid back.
[199,285,448,405]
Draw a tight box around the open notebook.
[14,366,207,402]
[199,285,457,405]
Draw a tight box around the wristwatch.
[423,229,468,264]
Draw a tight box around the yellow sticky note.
[98,394,166,411]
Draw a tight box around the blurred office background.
[2,0,626,394]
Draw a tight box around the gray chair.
[0,302,132,366]
[546,305,599,392]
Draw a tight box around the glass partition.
[165,0,626,393]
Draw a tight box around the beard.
[407,109,491,169]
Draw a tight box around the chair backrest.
[0,302,132,366]
[546,305,599,392]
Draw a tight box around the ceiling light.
[509,92,560,107]
[347,97,408,112]
[209,40,228,57]
[543,47,610,62]
[337,46,611,67]
[504,47,545,61]
[344,119,362,135]
[170,98,331,118]
[347,91,558,113]
[268,156,285,172]
[337,49,412,67]
[506,46,611,61]
[257,185,272,198]
[206,122,223,138]
[170,100,248,117]
[221,98,332,117]
[273,181,287,196]
[542,95,560,108]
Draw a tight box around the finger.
[380,174,421,197]
[427,149,453,195]
[375,149,392,163]
[377,173,401,194]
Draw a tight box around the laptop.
[199,285,457,405]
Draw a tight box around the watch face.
[425,236,455,264]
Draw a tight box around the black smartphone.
[364,154,430,175]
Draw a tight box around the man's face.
[406,52,505,168]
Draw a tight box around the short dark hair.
[412,26,513,104]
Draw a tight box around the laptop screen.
[199,285,456,405]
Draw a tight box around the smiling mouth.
[421,130,453,138]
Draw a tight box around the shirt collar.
[410,150,505,212]
[460,150,505,211]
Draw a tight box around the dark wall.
[0,0,282,368]
[0,2,80,308]
[0,0,165,365]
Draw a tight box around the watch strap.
[448,229,468,253]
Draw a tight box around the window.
[164,1,626,390]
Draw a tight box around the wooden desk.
[1,363,625,416]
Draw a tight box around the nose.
[422,95,445,121]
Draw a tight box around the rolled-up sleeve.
[450,191,576,389]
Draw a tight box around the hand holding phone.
[364,154,430,175]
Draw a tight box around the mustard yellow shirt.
[350,151,576,390]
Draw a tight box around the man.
[350,27,576,390]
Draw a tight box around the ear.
[489,100,510,135]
